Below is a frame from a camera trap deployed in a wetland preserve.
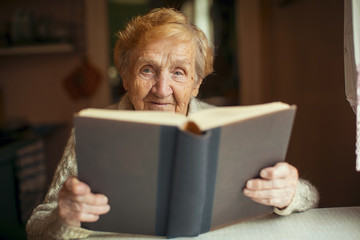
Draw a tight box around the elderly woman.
[26,8,318,239]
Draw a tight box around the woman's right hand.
[58,176,111,227]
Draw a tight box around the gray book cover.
[75,107,295,238]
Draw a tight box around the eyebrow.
[135,56,192,69]
[171,58,191,68]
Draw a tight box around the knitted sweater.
[26,95,319,239]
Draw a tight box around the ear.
[122,77,129,90]
[191,78,203,97]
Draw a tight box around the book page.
[78,108,186,127]
[78,102,293,132]
[188,102,293,131]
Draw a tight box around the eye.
[139,65,155,78]
[141,67,152,74]
[173,68,185,76]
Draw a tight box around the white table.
[84,207,360,240]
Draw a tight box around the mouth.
[150,102,169,105]
[145,101,175,111]
[146,99,175,105]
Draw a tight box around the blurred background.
[0,0,359,239]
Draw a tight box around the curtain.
[344,0,360,171]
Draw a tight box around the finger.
[77,212,101,223]
[243,187,295,200]
[243,188,295,208]
[75,192,109,206]
[76,193,109,207]
[59,188,109,206]
[246,178,296,190]
[58,195,110,227]
[260,162,298,180]
[59,198,110,216]
[58,189,110,227]
[58,206,103,224]
[64,176,91,195]
[247,197,289,208]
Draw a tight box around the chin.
[145,103,176,112]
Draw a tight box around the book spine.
[155,126,178,236]
[166,128,220,238]
[200,128,221,234]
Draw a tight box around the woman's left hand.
[243,162,298,209]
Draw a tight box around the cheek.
[174,82,195,105]
[128,79,153,100]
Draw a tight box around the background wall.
[238,0,360,207]
[0,0,110,126]
[0,0,111,181]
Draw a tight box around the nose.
[151,71,173,97]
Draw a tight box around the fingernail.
[101,196,108,204]
[260,169,268,178]
[246,180,253,188]
[243,189,249,196]
[104,204,111,212]
[76,183,89,193]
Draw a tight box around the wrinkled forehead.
[142,23,195,44]
[130,24,196,65]
[134,40,195,67]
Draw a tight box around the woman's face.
[123,37,202,116]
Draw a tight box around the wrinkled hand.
[243,162,298,209]
[58,176,110,227]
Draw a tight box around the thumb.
[65,176,90,195]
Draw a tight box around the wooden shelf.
[0,43,75,55]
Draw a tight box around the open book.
[74,102,296,238]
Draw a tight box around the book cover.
[75,102,296,238]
